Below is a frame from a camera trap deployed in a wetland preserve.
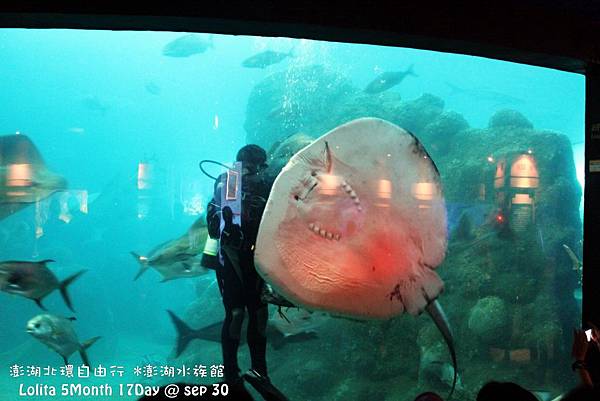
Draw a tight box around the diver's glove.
[221,206,244,249]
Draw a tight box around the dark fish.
[81,95,109,114]
[167,310,318,357]
[445,82,525,105]
[0,260,85,311]
[242,49,294,69]
[162,34,214,58]
[364,65,417,94]
[26,314,100,366]
[0,134,67,220]
[144,82,161,95]
[131,218,210,282]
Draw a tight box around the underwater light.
[412,182,436,201]
[527,149,533,154]
[6,163,32,187]
[487,156,494,163]
[137,162,153,190]
[510,154,539,188]
[496,213,505,223]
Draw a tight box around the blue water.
[0,29,585,401]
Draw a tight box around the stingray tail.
[79,336,101,367]
[167,310,205,358]
[59,270,86,312]
[131,252,150,280]
[426,299,457,400]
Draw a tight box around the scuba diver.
[205,144,289,401]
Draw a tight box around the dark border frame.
[1,0,599,371]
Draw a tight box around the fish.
[67,127,85,135]
[363,65,417,94]
[242,49,294,69]
[81,95,109,114]
[445,82,525,106]
[131,218,210,282]
[144,82,161,95]
[162,34,214,58]
[166,310,318,357]
[255,118,457,399]
[26,314,101,366]
[0,134,67,220]
[0,260,85,311]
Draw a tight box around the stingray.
[0,134,67,221]
[255,118,457,398]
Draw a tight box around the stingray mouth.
[307,222,340,241]
[296,175,366,241]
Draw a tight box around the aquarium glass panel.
[0,28,585,401]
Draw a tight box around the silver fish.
[162,34,214,58]
[131,219,210,282]
[364,65,417,94]
[0,260,85,311]
[26,314,100,366]
[242,49,294,69]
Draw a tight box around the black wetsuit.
[207,168,272,382]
